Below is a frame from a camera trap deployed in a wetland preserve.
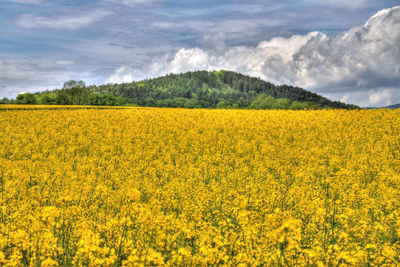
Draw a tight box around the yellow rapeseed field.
[0,106,399,266]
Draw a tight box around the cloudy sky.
[0,0,399,107]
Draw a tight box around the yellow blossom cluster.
[0,106,399,265]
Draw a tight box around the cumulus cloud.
[108,66,138,84]
[16,10,110,30]
[108,6,400,107]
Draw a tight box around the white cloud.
[6,0,43,3]
[102,0,159,6]
[0,57,96,98]
[108,6,400,107]
[55,60,74,65]
[16,10,110,30]
[108,66,138,84]
[150,17,289,41]
[303,0,371,9]
[367,89,393,106]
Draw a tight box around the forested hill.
[384,103,400,109]
[4,70,357,109]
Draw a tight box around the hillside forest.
[0,70,357,109]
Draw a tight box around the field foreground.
[0,106,400,265]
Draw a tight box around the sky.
[0,0,399,107]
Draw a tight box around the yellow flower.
[0,106,399,265]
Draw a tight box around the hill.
[384,103,400,109]
[364,103,400,109]
[5,70,357,109]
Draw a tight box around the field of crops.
[0,106,399,265]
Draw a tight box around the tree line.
[1,70,358,109]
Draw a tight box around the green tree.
[56,90,72,105]
[115,97,127,106]
[16,93,37,104]
[99,93,117,106]
[37,93,57,104]
[183,99,201,108]
[249,94,276,109]
[275,98,291,109]
[0,97,9,104]
[88,92,101,105]
[216,100,230,108]
[63,80,88,105]
[62,80,86,90]
[289,101,307,110]
[144,97,155,107]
